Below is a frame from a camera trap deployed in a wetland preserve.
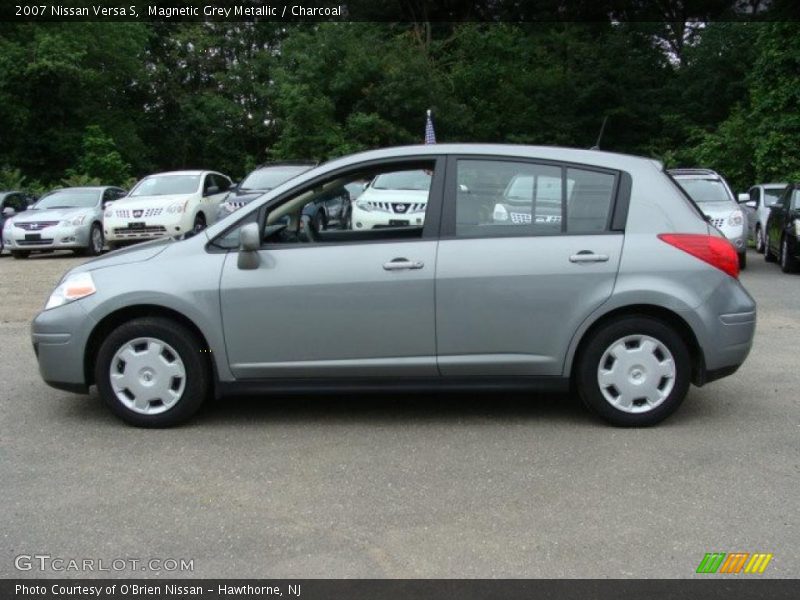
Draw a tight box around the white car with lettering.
[104,170,231,249]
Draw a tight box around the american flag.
[424,109,436,144]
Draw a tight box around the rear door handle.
[383,258,424,271]
[569,252,609,263]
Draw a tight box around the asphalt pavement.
[1,248,797,578]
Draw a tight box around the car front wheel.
[764,230,776,262]
[576,316,691,427]
[755,226,764,253]
[780,236,798,273]
[94,317,210,427]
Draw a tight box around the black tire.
[94,317,210,427]
[738,251,747,270]
[11,250,30,259]
[192,213,206,233]
[779,236,799,273]
[313,210,326,232]
[575,316,691,427]
[85,222,104,256]
[764,230,776,262]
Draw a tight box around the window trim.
[440,154,625,240]
[206,155,447,253]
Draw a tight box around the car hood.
[359,188,429,202]
[70,237,174,274]
[226,189,266,204]
[697,201,737,217]
[14,207,94,222]
[111,194,190,210]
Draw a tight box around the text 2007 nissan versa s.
[32,145,756,427]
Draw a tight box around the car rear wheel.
[576,316,690,427]
[94,317,210,427]
[755,226,765,253]
[11,250,29,259]
[780,236,798,273]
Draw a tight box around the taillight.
[658,233,739,278]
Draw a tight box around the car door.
[218,157,444,379]
[435,156,625,377]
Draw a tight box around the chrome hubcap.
[597,334,676,414]
[109,337,186,415]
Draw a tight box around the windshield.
[674,178,732,204]
[34,189,100,209]
[372,170,432,191]
[764,189,784,207]
[240,166,311,191]
[130,174,200,197]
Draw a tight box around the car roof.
[44,186,111,192]
[315,144,665,175]
[143,170,209,177]
[667,168,721,178]
[756,183,788,188]
[255,161,317,169]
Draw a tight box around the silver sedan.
[3,186,127,258]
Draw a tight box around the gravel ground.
[0,247,797,579]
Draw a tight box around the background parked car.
[764,182,800,273]
[0,190,36,254]
[741,183,787,253]
[104,170,231,249]
[216,161,316,221]
[351,169,432,229]
[3,186,124,259]
[668,168,747,268]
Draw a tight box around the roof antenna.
[591,115,608,150]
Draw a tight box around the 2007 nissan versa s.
[32,145,756,427]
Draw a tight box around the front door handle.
[383,258,424,271]
[569,251,609,263]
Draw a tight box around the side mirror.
[459,184,470,193]
[103,201,114,209]
[204,185,219,197]
[2,207,14,216]
[737,193,750,203]
[745,200,757,209]
[237,222,261,270]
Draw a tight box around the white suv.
[744,183,787,253]
[104,170,231,248]
[351,169,431,229]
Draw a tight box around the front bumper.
[104,216,186,243]
[351,207,426,230]
[4,223,91,250]
[31,300,96,393]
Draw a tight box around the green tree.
[66,125,131,185]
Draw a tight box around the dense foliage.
[0,18,797,194]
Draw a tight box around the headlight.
[355,199,373,212]
[728,210,743,227]
[167,201,189,214]
[61,215,87,227]
[104,210,113,218]
[45,272,96,310]
[3,218,13,231]
[493,204,509,222]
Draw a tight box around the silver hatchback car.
[32,145,756,427]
